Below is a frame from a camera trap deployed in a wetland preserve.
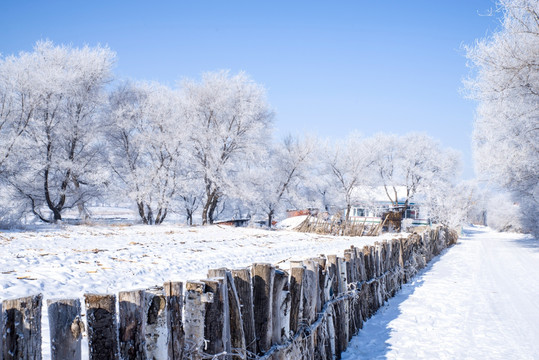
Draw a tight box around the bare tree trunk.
[137,201,149,224]
[267,210,274,228]
[207,193,219,224]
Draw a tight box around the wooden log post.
[325,304,336,359]
[47,299,82,360]
[365,245,375,280]
[355,247,366,282]
[302,260,319,326]
[337,257,348,295]
[118,290,145,360]
[184,281,208,360]
[231,268,257,357]
[343,250,354,285]
[310,257,326,313]
[144,287,167,359]
[202,277,231,358]
[164,281,184,360]
[209,269,246,359]
[272,269,290,345]
[84,294,119,360]
[326,255,340,299]
[313,257,329,309]
[373,242,381,278]
[350,246,360,284]
[252,263,275,354]
[2,294,42,360]
[333,298,349,357]
[313,313,331,360]
[289,266,304,334]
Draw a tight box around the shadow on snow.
[342,246,452,360]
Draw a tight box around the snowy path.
[342,226,539,359]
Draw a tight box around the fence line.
[295,214,390,237]
[0,226,457,360]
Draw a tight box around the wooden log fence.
[295,214,389,237]
[0,226,457,360]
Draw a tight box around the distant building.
[348,186,430,227]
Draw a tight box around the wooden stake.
[289,266,304,334]
[209,268,247,359]
[2,294,42,360]
[326,255,340,298]
[184,281,207,360]
[231,268,257,357]
[84,294,119,360]
[47,298,82,360]
[272,269,290,345]
[164,281,184,360]
[144,287,167,359]
[202,277,231,357]
[252,263,275,354]
[118,290,145,360]
[302,260,318,325]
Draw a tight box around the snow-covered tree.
[181,70,273,225]
[7,41,115,223]
[0,44,43,223]
[466,0,539,237]
[108,81,187,225]
[367,133,460,216]
[322,133,374,221]
[248,135,315,227]
[0,51,39,173]
[425,180,480,229]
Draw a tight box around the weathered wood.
[337,257,348,295]
[302,260,318,325]
[364,245,375,280]
[326,304,336,358]
[84,294,119,360]
[209,268,247,359]
[333,298,349,357]
[164,281,184,360]
[314,257,329,308]
[144,287,167,359]
[231,268,257,357]
[47,298,82,360]
[272,269,290,345]
[343,250,355,285]
[252,263,275,354]
[202,277,231,358]
[184,281,207,360]
[288,266,304,333]
[118,289,145,360]
[354,247,366,282]
[2,294,42,360]
[326,255,339,298]
[309,257,326,314]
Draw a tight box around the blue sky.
[1,1,501,178]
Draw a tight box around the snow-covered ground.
[0,223,398,359]
[343,226,539,359]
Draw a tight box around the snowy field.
[343,226,539,360]
[0,222,399,359]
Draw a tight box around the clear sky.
[1,0,501,179]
